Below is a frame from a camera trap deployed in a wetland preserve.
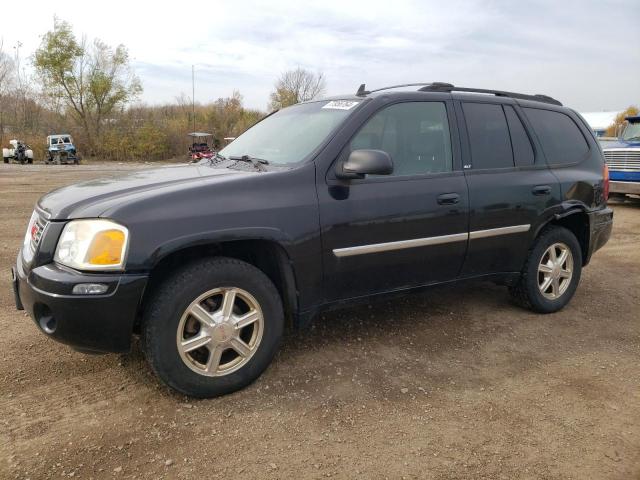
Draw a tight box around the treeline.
[0,20,325,162]
[0,88,264,162]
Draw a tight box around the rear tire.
[142,257,284,398]
[3,157,7,164]
[509,226,582,313]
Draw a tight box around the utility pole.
[14,41,23,130]
[14,41,22,90]
[192,65,196,133]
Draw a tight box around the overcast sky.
[3,0,638,112]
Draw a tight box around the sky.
[2,0,638,112]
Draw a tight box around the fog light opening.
[34,304,56,334]
[72,283,108,295]
[39,315,57,334]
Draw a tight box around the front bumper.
[13,250,148,353]
[585,207,613,265]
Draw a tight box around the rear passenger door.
[456,100,561,276]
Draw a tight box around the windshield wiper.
[210,152,228,164]
[229,155,270,171]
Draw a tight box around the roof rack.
[355,82,562,106]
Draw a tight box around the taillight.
[603,164,610,201]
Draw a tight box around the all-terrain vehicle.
[45,134,79,165]
[13,82,613,398]
[3,139,34,164]
[188,132,215,161]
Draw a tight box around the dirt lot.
[1,163,639,480]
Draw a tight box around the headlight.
[54,219,129,271]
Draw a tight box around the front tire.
[142,257,284,398]
[509,226,582,313]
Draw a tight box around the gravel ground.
[1,163,639,479]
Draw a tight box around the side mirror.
[336,149,393,179]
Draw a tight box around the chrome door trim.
[469,224,530,240]
[332,224,531,257]
[333,232,468,258]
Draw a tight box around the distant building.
[581,111,619,137]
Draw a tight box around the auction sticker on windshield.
[322,100,360,110]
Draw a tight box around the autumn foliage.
[605,106,639,137]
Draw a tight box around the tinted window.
[463,103,514,169]
[523,108,589,165]
[504,106,534,166]
[350,102,453,176]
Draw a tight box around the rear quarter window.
[523,108,589,165]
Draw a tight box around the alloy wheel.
[176,287,264,377]
[537,242,574,300]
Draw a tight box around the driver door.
[317,100,469,302]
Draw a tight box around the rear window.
[523,108,589,165]
[463,103,514,169]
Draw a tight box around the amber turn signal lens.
[86,229,126,265]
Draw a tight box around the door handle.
[437,193,460,205]
[532,185,551,196]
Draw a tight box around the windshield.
[622,122,640,141]
[219,100,361,165]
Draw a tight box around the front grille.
[29,214,48,252]
[604,149,640,171]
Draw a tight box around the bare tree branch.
[269,68,326,110]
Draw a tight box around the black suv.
[12,83,613,397]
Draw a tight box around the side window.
[463,103,514,169]
[523,108,589,165]
[349,102,453,176]
[504,106,534,166]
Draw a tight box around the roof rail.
[418,84,562,106]
[355,82,452,97]
[354,82,562,106]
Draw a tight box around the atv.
[3,140,34,164]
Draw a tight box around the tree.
[605,106,639,137]
[0,40,14,144]
[269,68,325,110]
[0,40,13,95]
[34,19,142,153]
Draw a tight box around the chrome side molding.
[333,232,468,258]
[468,224,530,240]
[333,224,530,257]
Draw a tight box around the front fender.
[146,226,294,269]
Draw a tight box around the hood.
[39,163,252,220]
[600,138,640,149]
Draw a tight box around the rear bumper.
[610,181,640,195]
[13,250,147,353]
[585,207,613,265]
